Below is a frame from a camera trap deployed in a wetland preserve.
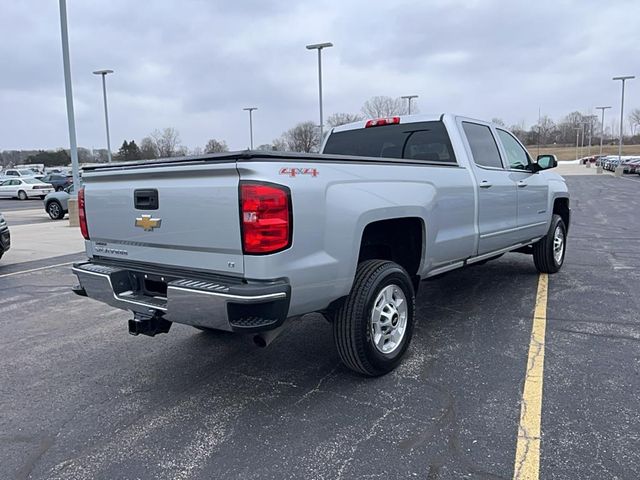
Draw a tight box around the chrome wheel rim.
[553,225,565,264]
[370,284,408,355]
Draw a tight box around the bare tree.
[284,122,320,153]
[536,116,556,145]
[150,128,181,157]
[271,138,288,152]
[361,96,408,118]
[327,112,364,127]
[204,139,229,153]
[175,145,189,157]
[509,124,527,143]
[256,144,274,151]
[139,137,158,159]
[629,108,640,134]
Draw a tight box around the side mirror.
[534,154,558,172]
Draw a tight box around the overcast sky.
[2,0,639,152]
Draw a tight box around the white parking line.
[0,261,75,279]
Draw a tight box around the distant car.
[0,178,54,200]
[43,184,75,219]
[0,212,10,260]
[0,168,37,179]
[621,158,640,174]
[40,173,73,191]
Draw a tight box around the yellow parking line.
[513,273,548,480]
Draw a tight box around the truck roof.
[330,113,500,134]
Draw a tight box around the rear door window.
[462,122,504,169]
[323,121,457,164]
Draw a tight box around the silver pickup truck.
[72,114,570,376]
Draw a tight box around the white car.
[0,168,38,179]
[0,178,54,200]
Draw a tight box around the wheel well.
[553,198,570,233]
[358,218,423,280]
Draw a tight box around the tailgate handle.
[134,189,159,210]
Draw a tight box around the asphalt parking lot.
[1,173,639,479]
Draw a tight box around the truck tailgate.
[82,162,243,275]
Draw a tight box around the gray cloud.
[1,0,639,151]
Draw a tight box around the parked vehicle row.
[601,155,640,173]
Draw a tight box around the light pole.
[574,127,582,161]
[58,0,80,191]
[306,42,333,142]
[401,95,418,115]
[243,107,257,150]
[613,76,635,172]
[595,106,611,156]
[93,69,114,162]
[587,115,597,156]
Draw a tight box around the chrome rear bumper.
[72,261,290,332]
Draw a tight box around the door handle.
[517,181,527,188]
[479,180,492,189]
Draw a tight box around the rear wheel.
[55,186,64,192]
[533,214,566,273]
[47,201,65,220]
[332,260,415,376]
[18,190,27,200]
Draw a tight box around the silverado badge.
[135,215,162,231]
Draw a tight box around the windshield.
[18,169,34,175]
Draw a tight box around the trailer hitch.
[128,311,172,337]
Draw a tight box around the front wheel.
[533,214,566,273]
[47,201,65,220]
[332,260,416,376]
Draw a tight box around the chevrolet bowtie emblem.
[135,214,162,231]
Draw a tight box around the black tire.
[18,190,27,200]
[55,186,64,192]
[332,260,415,377]
[533,214,566,273]
[47,201,65,220]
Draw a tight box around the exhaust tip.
[253,335,268,348]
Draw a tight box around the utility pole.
[587,115,596,156]
[574,127,582,161]
[401,95,418,115]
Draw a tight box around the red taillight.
[78,187,89,240]
[365,116,401,128]
[240,182,291,254]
